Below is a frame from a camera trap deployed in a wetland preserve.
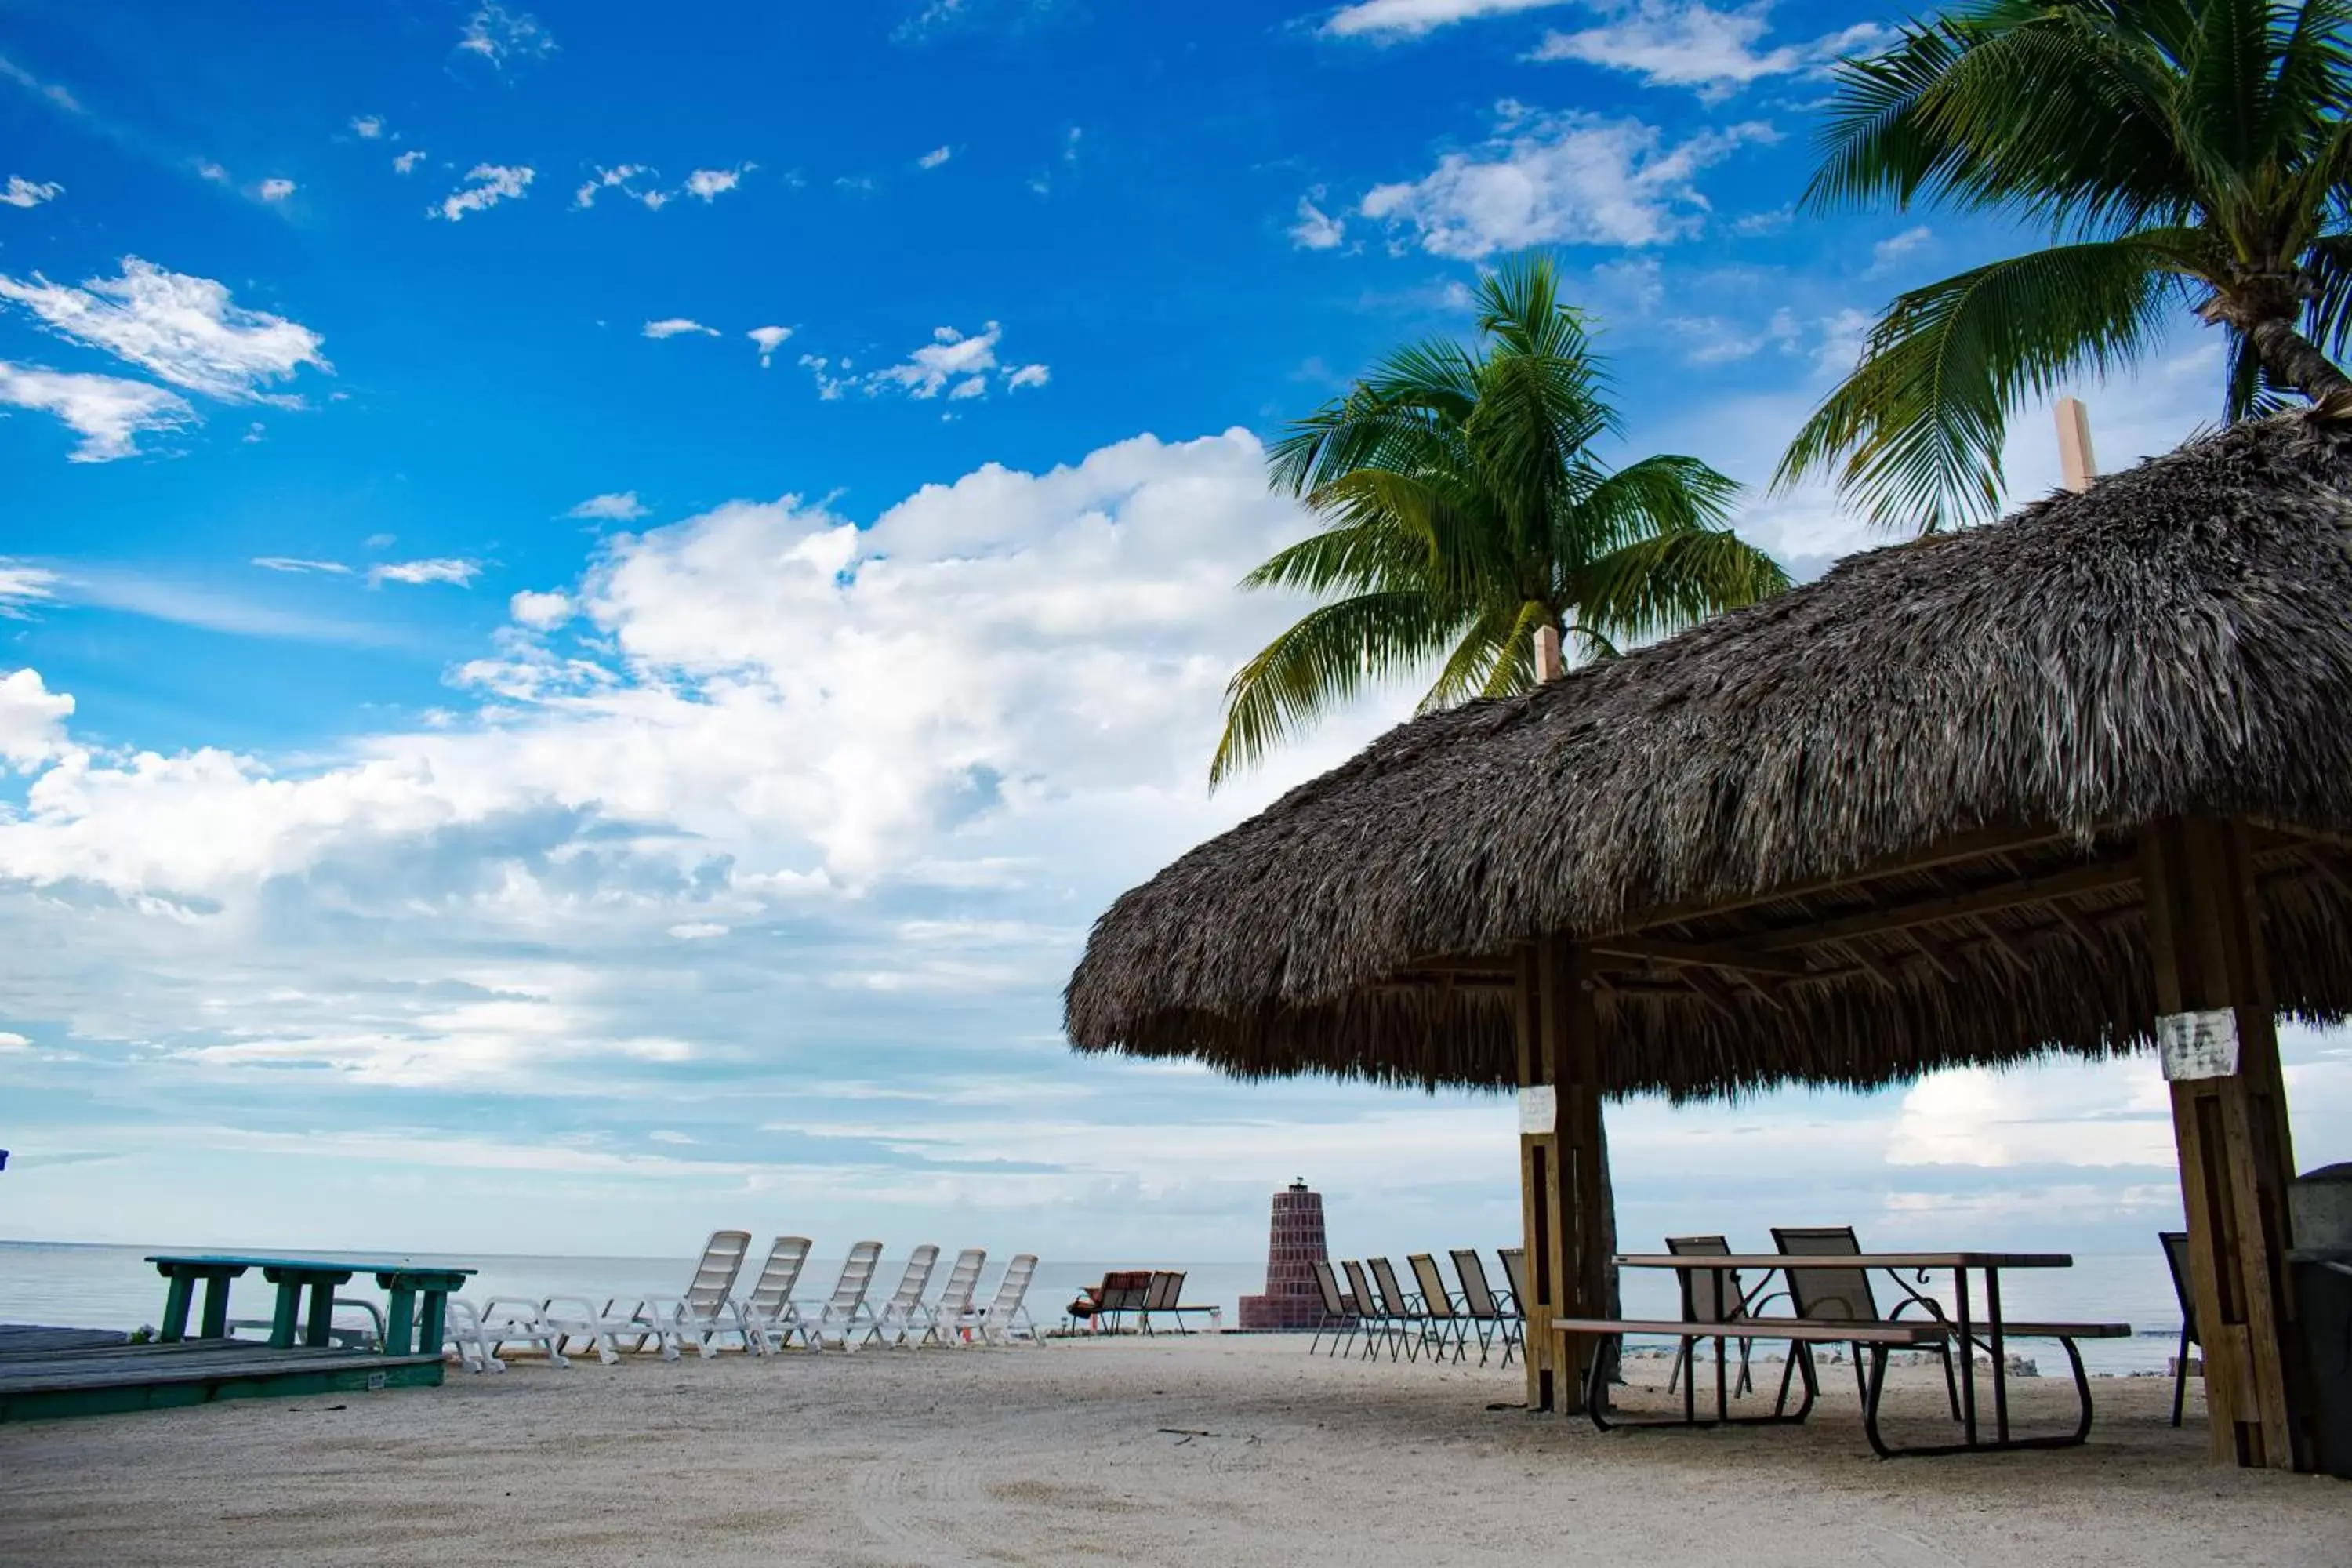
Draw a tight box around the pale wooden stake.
[2056,397,2099,492]
[1534,624,1563,683]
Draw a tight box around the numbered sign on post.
[2157,1008,2241,1082]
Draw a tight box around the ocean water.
[0,1240,2184,1374]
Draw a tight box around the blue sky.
[1,0,2344,1268]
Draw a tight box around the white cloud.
[2,175,62,208]
[1866,223,1933,276]
[1360,107,1777,255]
[251,557,352,575]
[0,561,57,614]
[685,166,749,201]
[642,318,718,339]
[369,558,480,587]
[457,3,554,67]
[0,666,73,768]
[748,325,793,367]
[668,922,728,940]
[0,360,197,461]
[574,165,665,211]
[1004,363,1050,391]
[257,178,295,201]
[432,164,534,222]
[1664,305,1801,364]
[1324,0,1571,37]
[1526,3,1883,100]
[567,491,648,521]
[0,257,330,405]
[916,147,953,170]
[392,150,426,176]
[350,115,384,140]
[1288,192,1347,250]
[510,590,573,630]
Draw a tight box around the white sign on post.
[2157,1009,2241,1082]
[1518,1084,1558,1134]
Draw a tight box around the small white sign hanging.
[2158,1009,2241,1082]
[1518,1085,1558,1134]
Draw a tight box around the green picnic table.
[145,1255,475,1356]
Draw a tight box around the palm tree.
[1211,253,1789,786]
[1779,0,2352,532]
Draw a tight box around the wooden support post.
[2142,816,2303,1469]
[1515,936,1610,1414]
[1515,942,1563,1410]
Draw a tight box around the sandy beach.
[2,1336,2342,1566]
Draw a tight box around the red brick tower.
[1238,1179,1334,1330]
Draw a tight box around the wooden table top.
[146,1254,477,1276]
[1612,1252,2073,1271]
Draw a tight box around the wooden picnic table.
[1568,1251,2130,1457]
[146,1255,474,1356]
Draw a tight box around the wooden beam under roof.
[1586,934,1814,978]
[1737,857,2143,953]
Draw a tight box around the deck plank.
[0,1337,446,1421]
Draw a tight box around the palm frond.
[1571,529,1791,645]
[1210,591,1465,786]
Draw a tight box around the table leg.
[420,1292,448,1361]
[160,1273,194,1342]
[270,1281,300,1348]
[387,1287,417,1357]
[1714,1334,1728,1421]
[1987,1268,2009,1444]
[198,1275,232,1339]
[304,1279,335,1347]
[1954,1269,1977,1446]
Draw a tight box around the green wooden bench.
[146,1255,475,1355]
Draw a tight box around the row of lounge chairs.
[1309,1248,1528,1367]
[442,1232,1043,1371]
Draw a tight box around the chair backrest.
[1665,1234,1745,1325]
[828,1240,884,1312]
[884,1245,940,1312]
[934,1248,987,1317]
[1771,1226,1878,1323]
[1144,1271,1185,1311]
[1096,1270,1150,1311]
[685,1230,754,1312]
[1342,1260,1380,1318]
[744,1236,812,1316]
[985,1254,1039,1321]
[1409,1254,1457,1320]
[1451,1249,1501,1319]
[1369,1257,1416,1317]
[2160,1230,2199,1342]
[1313,1258,1352,1316]
[1497,1247,1528,1313]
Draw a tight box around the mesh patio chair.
[1310,1259,1359,1357]
[2160,1230,2201,1427]
[1368,1258,1436,1363]
[1661,1234,1777,1398]
[1341,1260,1389,1359]
[1410,1253,1472,1363]
[1450,1248,1515,1367]
[1769,1225,1961,1418]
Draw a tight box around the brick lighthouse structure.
[1238,1179,1334,1330]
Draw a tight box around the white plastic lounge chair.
[230,1296,386,1352]
[542,1229,753,1363]
[972,1254,1042,1345]
[866,1245,942,1348]
[739,1236,814,1354]
[921,1248,987,1345]
[448,1296,572,1371]
[798,1240,884,1351]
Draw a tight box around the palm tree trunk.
[2245,315,2352,406]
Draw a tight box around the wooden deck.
[0,1330,445,1422]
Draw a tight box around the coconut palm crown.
[1211,254,1789,786]
[1780,0,2352,532]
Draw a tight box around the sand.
[1,1335,2344,1566]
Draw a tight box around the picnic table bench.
[147,1255,474,1356]
[1559,1251,2132,1457]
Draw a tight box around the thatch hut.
[1066,411,2352,1471]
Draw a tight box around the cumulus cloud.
[567,491,648,521]
[685,166,749,201]
[0,257,330,405]
[369,558,480,587]
[2,175,62,208]
[510,590,573,630]
[0,359,198,461]
[432,164,534,221]
[1324,0,1571,36]
[1004,363,1050,391]
[852,322,1050,401]
[642,318,719,339]
[1288,192,1346,250]
[457,3,554,67]
[916,147,952,170]
[0,666,73,768]
[393,150,426,175]
[1360,106,1777,255]
[1866,223,1933,276]
[350,115,384,140]
[1526,3,1882,100]
[257,178,296,201]
[748,325,793,367]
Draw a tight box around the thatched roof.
[1065,411,2352,1100]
